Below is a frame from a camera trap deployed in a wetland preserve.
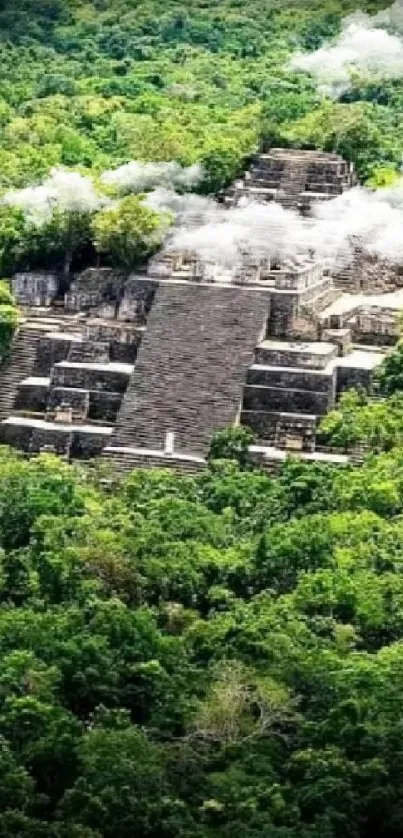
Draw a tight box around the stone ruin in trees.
[0,148,401,474]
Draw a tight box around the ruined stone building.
[0,149,400,473]
[225,148,357,211]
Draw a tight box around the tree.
[208,427,256,469]
[377,341,403,396]
[3,170,101,276]
[59,722,171,838]
[92,195,172,271]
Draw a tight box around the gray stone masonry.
[243,384,332,415]
[68,340,110,364]
[51,361,133,394]
[247,364,336,393]
[35,333,82,376]
[105,281,269,456]
[333,247,403,293]
[227,149,356,210]
[255,340,338,369]
[103,446,206,476]
[118,277,159,324]
[15,377,50,414]
[242,410,316,449]
[87,391,122,424]
[268,275,335,337]
[65,268,125,314]
[351,308,399,346]
[1,416,113,459]
[336,350,385,395]
[47,387,90,421]
[12,273,60,307]
[321,328,352,356]
[0,326,44,421]
[241,339,385,446]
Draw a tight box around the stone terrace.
[226,148,357,211]
[1,148,402,473]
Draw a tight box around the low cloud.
[160,181,403,271]
[101,161,204,195]
[290,5,403,97]
[3,169,102,226]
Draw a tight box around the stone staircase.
[19,307,84,331]
[104,282,269,458]
[0,326,44,421]
[277,158,309,208]
[104,447,206,476]
[333,265,357,293]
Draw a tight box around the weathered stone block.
[247,364,336,394]
[35,334,81,376]
[243,384,332,415]
[12,273,60,307]
[255,340,338,370]
[48,387,90,420]
[51,361,133,393]
[118,277,158,323]
[14,377,50,413]
[88,391,122,423]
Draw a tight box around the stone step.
[0,328,44,420]
[106,283,269,459]
[103,446,205,476]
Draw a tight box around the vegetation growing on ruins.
[2,2,403,837]
[0,0,400,275]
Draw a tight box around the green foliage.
[0,0,399,273]
[0,281,18,357]
[377,340,403,396]
[208,427,256,468]
[1,2,403,836]
[92,194,171,270]
[0,0,397,208]
[0,403,402,835]
[319,388,403,452]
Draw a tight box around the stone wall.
[1,418,112,459]
[12,273,60,307]
[15,380,50,413]
[51,361,132,393]
[247,365,335,394]
[333,248,403,293]
[243,384,332,415]
[336,365,376,394]
[35,334,80,376]
[352,308,399,346]
[241,409,316,451]
[227,149,356,210]
[65,268,125,313]
[47,387,90,421]
[88,391,122,423]
[118,277,159,323]
[255,340,338,369]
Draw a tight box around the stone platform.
[1,147,400,474]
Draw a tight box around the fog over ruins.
[1,146,403,473]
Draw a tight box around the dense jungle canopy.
[1,1,403,837]
[0,0,400,193]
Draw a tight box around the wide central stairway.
[103,283,269,471]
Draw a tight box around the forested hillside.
[0,0,402,279]
[0,0,400,194]
[2,1,403,836]
[3,406,403,836]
